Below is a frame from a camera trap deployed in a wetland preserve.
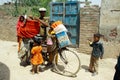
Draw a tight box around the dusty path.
[0,40,117,80]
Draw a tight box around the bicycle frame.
[40,34,68,65]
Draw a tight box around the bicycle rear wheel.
[53,48,81,77]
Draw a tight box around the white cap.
[39,7,46,12]
[24,15,27,19]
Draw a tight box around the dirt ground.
[0,40,117,80]
[0,15,17,42]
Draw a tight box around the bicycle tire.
[53,48,81,77]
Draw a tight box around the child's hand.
[87,39,92,44]
[88,38,92,41]
[89,42,93,45]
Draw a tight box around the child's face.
[33,42,38,46]
[19,16,24,22]
[94,36,100,42]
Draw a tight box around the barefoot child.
[16,15,26,53]
[88,33,104,76]
[30,36,44,74]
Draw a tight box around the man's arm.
[30,17,49,27]
[39,19,49,27]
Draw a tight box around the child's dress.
[31,46,43,65]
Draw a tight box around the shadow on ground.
[81,65,89,71]
[0,62,10,80]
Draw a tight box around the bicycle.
[36,32,81,77]
[52,39,81,77]
[18,31,80,77]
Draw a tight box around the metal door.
[50,1,80,47]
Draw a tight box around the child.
[16,15,26,53]
[88,33,104,76]
[30,36,44,74]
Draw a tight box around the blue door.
[50,1,80,47]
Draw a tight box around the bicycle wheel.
[53,48,81,77]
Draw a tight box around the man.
[39,7,49,40]
[39,8,56,66]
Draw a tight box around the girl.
[30,36,44,74]
[16,15,26,53]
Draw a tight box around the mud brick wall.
[79,6,100,54]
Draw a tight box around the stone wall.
[79,5,100,54]
[100,0,120,41]
[99,0,120,58]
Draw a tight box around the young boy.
[88,33,104,76]
[30,36,44,74]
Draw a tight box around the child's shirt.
[31,46,43,65]
[90,41,104,58]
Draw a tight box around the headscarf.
[16,15,25,34]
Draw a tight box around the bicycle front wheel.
[53,48,81,77]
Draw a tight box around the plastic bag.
[47,37,53,45]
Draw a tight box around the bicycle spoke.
[53,48,81,77]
